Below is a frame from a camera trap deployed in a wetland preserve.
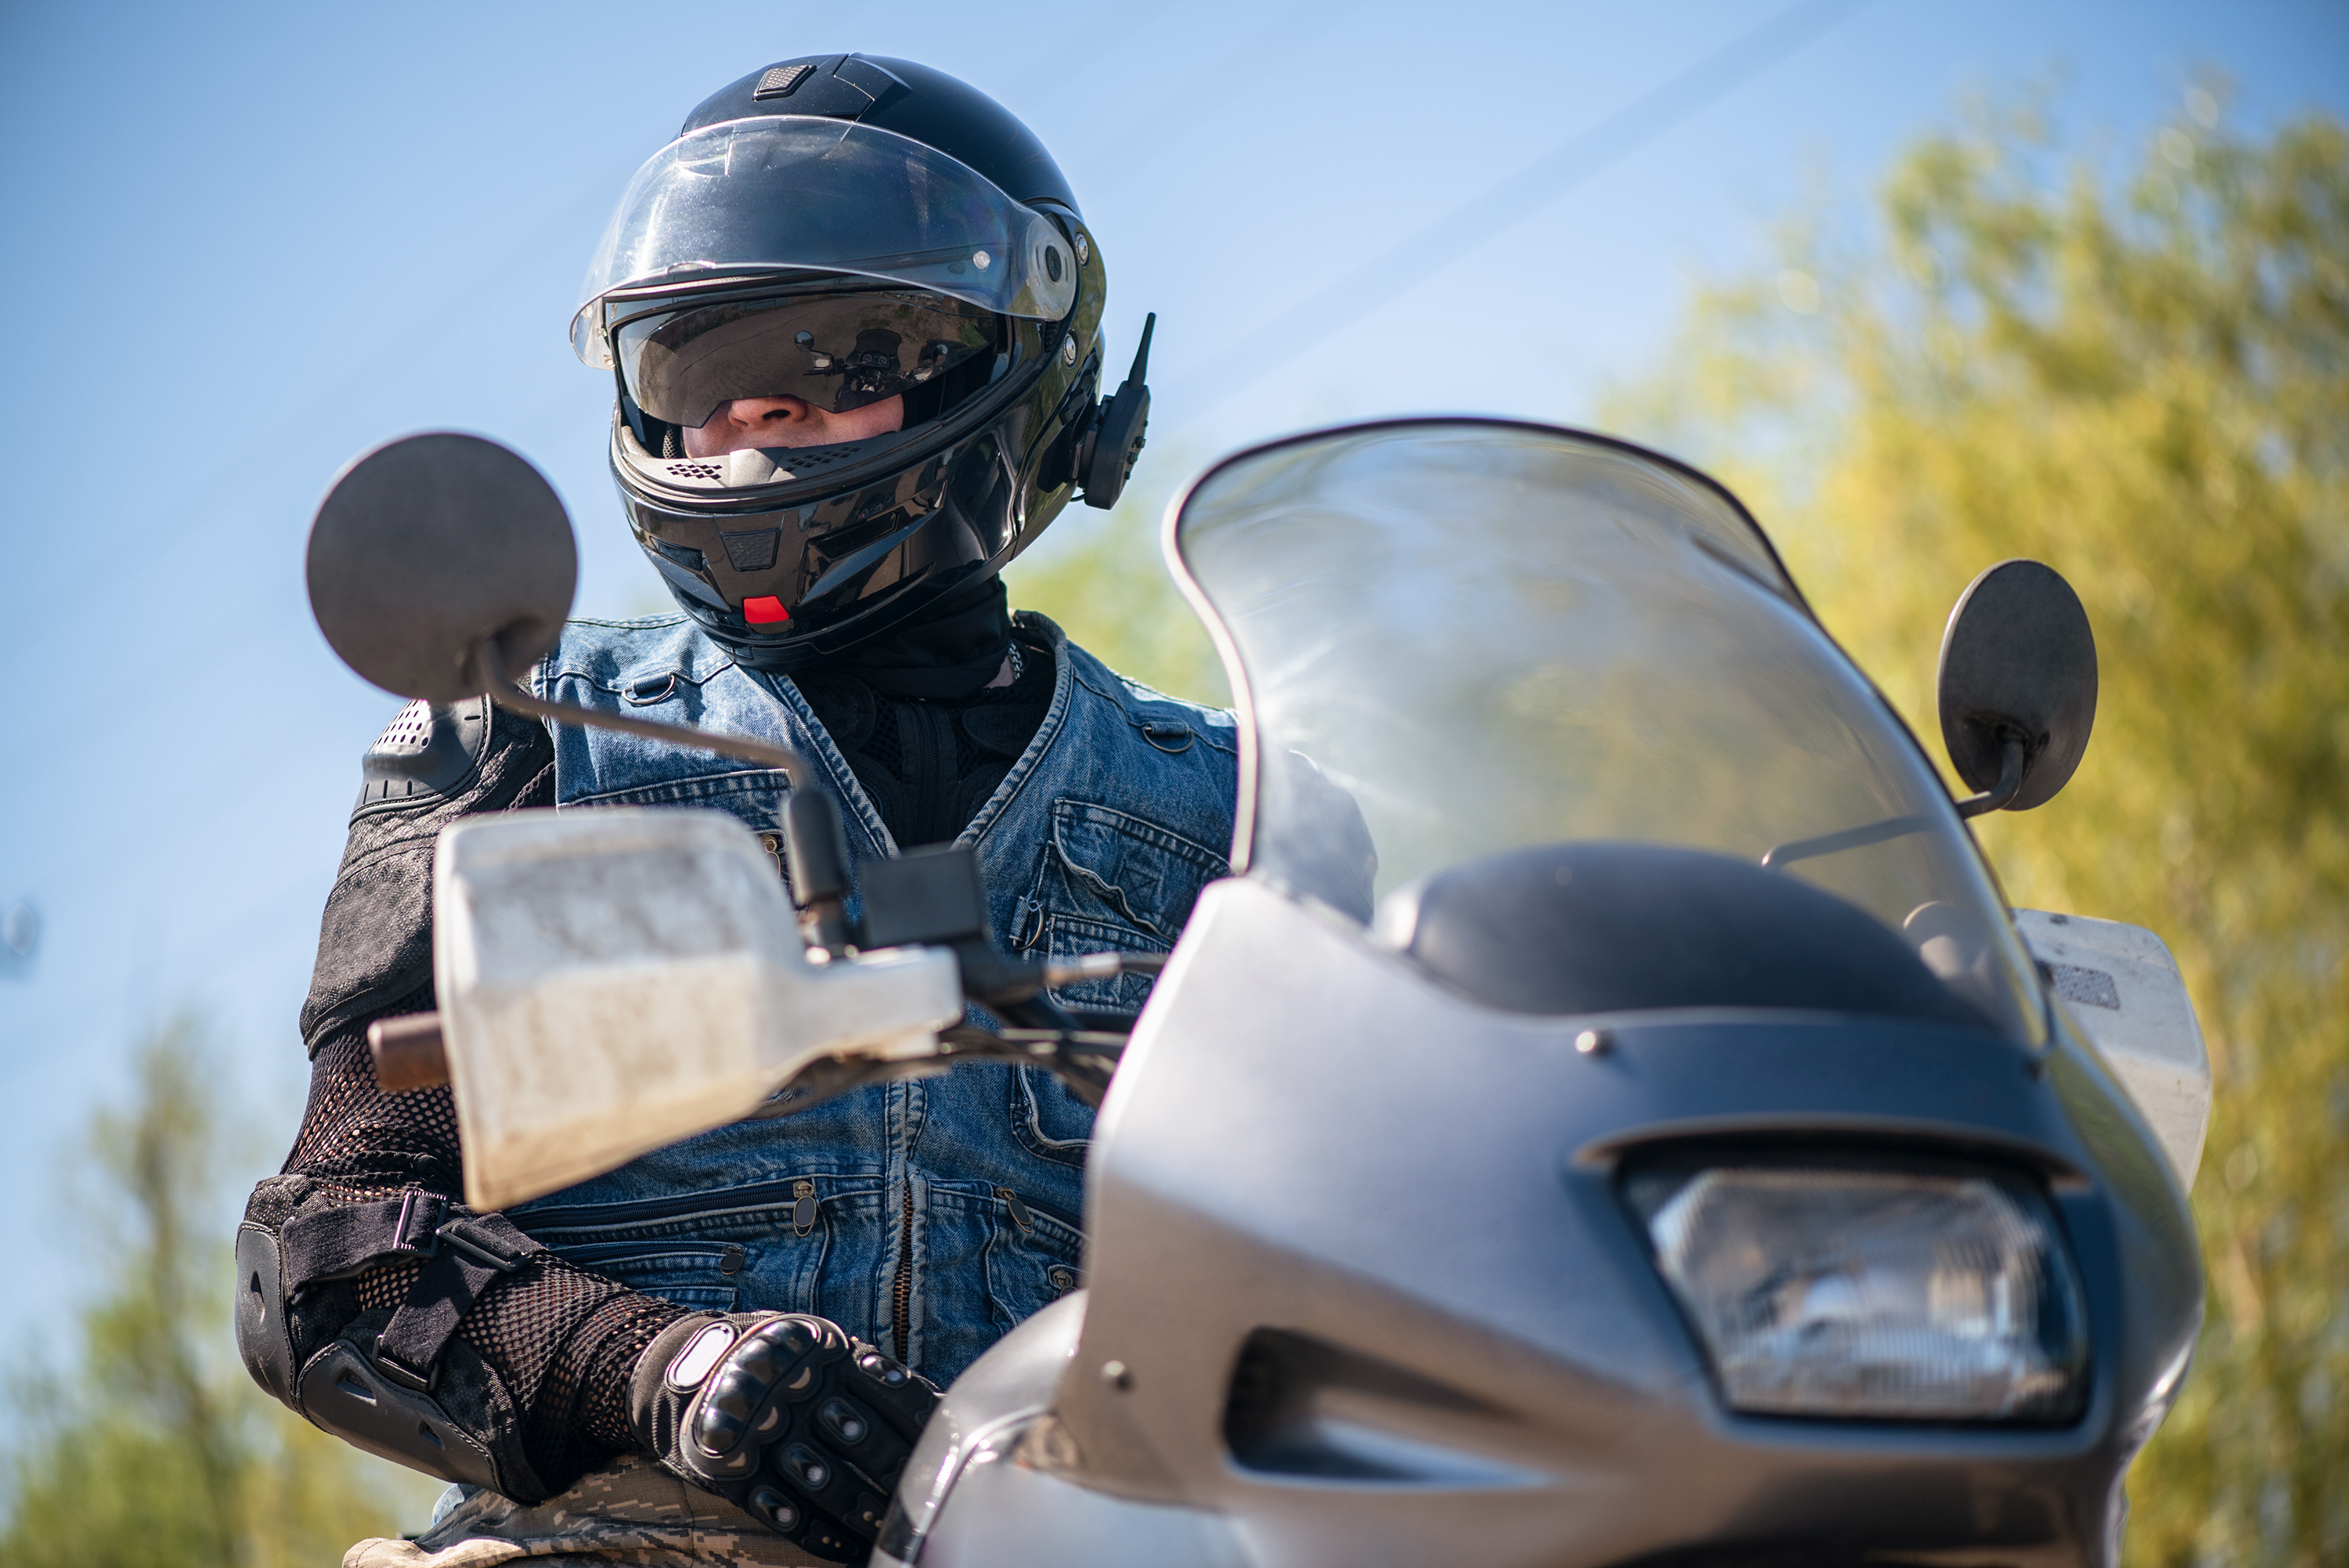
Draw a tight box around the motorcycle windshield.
[1173,421,2044,1043]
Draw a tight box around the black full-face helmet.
[572,56,1151,671]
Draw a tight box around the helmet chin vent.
[720,529,781,572]
[763,441,869,474]
[651,442,882,491]
[650,538,707,572]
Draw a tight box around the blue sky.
[1,0,2343,1353]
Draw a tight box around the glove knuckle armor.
[635,1310,940,1553]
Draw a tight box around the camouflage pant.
[342,1452,828,1567]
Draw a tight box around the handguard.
[632,1313,940,1562]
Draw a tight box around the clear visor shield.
[573,117,1077,366]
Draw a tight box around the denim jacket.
[507,611,1237,1386]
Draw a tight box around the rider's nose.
[725,397,807,428]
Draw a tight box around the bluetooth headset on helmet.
[570,55,1153,672]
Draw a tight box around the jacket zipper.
[891,1187,913,1364]
[996,1186,1034,1234]
[790,1180,818,1238]
[508,1176,837,1235]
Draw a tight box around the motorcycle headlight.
[1627,1162,2088,1422]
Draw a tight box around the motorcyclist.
[234,55,1238,1566]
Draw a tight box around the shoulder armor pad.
[354,697,492,817]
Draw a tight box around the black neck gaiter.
[828,579,1013,700]
[798,575,1053,847]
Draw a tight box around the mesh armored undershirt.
[269,708,689,1494]
[796,628,1054,848]
[267,636,1057,1496]
[289,990,687,1486]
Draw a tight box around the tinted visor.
[617,291,1001,431]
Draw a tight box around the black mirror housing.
[307,433,579,703]
[1936,558,2098,813]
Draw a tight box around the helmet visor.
[615,290,1001,431]
[575,116,1077,365]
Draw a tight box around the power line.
[1065,0,1365,192]
[1161,0,1875,418]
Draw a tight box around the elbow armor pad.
[295,1339,506,1491]
[236,1185,550,1497]
[234,1220,300,1408]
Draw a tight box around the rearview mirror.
[1936,559,2098,815]
[308,430,817,783]
[307,432,578,703]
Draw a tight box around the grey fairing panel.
[902,1437,1250,1568]
[884,1289,1086,1561]
[878,1289,1250,1568]
[1030,876,2199,1568]
[297,1340,503,1491]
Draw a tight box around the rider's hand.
[630,1313,939,1562]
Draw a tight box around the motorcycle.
[308,417,2210,1567]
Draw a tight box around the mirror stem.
[476,643,818,791]
[1954,735,2026,820]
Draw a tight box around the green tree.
[1004,458,1231,708]
[1609,95,2349,1566]
[1,1018,438,1567]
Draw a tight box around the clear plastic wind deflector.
[1171,421,2044,1042]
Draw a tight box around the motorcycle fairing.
[885,420,2199,1566]
[893,877,2196,1568]
[874,1292,1251,1568]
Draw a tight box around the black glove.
[631,1313,940,1562]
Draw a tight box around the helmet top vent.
[753,63,814,100]
[676,58,1073,211]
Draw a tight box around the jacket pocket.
[1021,800,1229,1013]
[1009,1054,1095,1167]
[977,1187,1084,1340]
[514,1174,862,1322]
[566,773,793,869]
[537,1239,744,1313]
